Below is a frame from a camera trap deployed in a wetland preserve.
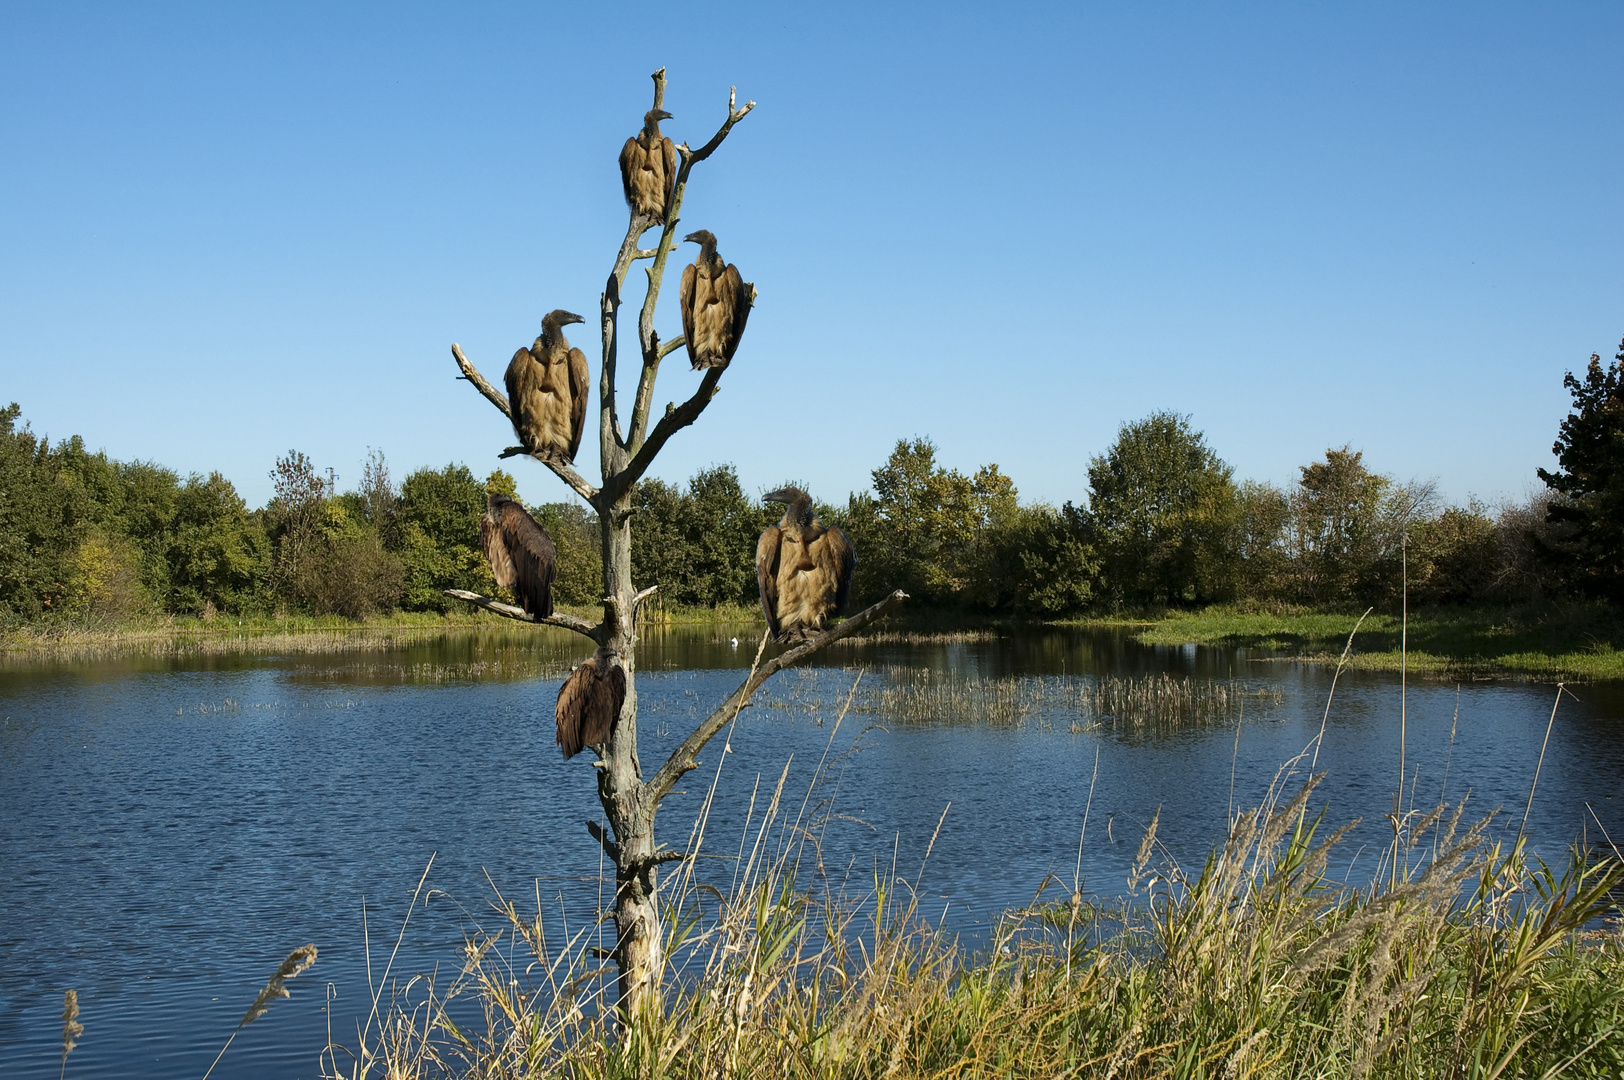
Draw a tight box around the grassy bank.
[324,775,1624,1080]
[0,602,764,658]
[1133,601,1624,681]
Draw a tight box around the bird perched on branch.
[505,309,589,463]
[556,646,626,759]
[619,109,677,222]
[479,494,557,619]
[756,487,855,644]
[679,230,752,370]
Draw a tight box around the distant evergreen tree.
[1537,340,1624,601]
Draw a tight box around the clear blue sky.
[4,2,1620,512]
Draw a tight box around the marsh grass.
[202,945,318,1080]
[1138,601,1624,681]
[58,990,81,1080]
[326,682,1624,1080]
[856,668,1280,733]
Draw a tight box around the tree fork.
[445,69,903,1017]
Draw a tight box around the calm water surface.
[2,627,1621,1077]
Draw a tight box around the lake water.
[2,626,1621,1078]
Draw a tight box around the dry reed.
[58,990,81,1080]
[202,944,318,1080]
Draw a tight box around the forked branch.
[450,343,601,503]
[442,589,604,643]
[647,590,908,801]
[610,367,723,502]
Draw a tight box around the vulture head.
[765,486,814,527]
[643,108,674,133]
[541,309,585,334]
[683,230,719,260]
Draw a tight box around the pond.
[2,626,1621,1078]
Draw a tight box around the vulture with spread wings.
[505,309,589,463]
[479,494,557,619]
[679,230,752,370]
[619,109,677,222]
[756,487,856,644]
[555,647,626,759]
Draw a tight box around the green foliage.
[1087,412,1240,607]
[1538,340,1624,601]
[397,463,491,611]
[534,500,601,605]
[0,404,76,617]
[632,465,767,607]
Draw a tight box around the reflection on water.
[1,625,1621,1078]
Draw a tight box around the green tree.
[1286,447,1433,605]
[168,472,269,614]
[1536,340,1624,601]
[0,404,76,618]
[844,438,977,606]
[534,499,602,606]
[396,463,491,610]
[1086,412,1239,607]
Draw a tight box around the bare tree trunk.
[446,69,906,1019]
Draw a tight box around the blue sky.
[3,2,1620,512]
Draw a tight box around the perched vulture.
[679,230,752,370]
[504,309,589,462]
[756,487,856,644]
[479,494,557,618]
[619,108,677,222]
[555,646,626,759]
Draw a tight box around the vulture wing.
[660,136,677,208]
[480,511,517,591]
[756,526,783,642]
[498,500,557,618]
[579,664,626,750]
[827,526,856,615]
[555,663,592,758]
[679,262,698,369]
[721,264,752,362]
[503,347,533,445]
[566,346,589,462]
[618,136,638,207]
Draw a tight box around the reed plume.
[59,990,81,1080]
[202,944,318,1080]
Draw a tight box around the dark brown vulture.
[756,487,856,644]
[479,494,557,618]
[619,108,677,222]
[504,309,589,462]
[555,646,626,759]
[679,230,752,370]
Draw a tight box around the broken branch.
[442,589,603,643]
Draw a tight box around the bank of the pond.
[0,603,765,657]
[1131,602,1624,681]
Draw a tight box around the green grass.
[1135,601,1624,680]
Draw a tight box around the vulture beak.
[657,109,674,121]
[683,231,704,245]
[559,312,585,326]
[763,488,795,504]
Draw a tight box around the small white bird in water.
[729,637,739,648]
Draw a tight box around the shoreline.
[4,602,1620,680]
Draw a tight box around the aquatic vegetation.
[325,769,1624,1079]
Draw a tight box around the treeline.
[2,344,1618,623]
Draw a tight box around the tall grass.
[326,703,1624,1079]
[857,668,1280,733]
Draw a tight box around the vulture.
[479,494,557,618]
[505,309,589,462]
[619,109,677,222]
[756,487,856,644]
[679,230,753,370]
[555,646,626,759]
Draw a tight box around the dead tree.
[444,68,906,1014]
